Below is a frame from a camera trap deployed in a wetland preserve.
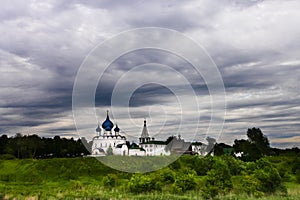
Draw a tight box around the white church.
[91,111,170,156]
[91,111,211,157]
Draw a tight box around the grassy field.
[0,156,299,200]
[1,182,300,200]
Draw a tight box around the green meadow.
[0,155,300,200]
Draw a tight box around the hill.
[0,156,300,199]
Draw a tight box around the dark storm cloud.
[0,0,299,147]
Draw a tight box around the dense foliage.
[233,128,271,161]
[0,134,89,159]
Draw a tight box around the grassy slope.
[0,157,300,200]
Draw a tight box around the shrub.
[194,156,215,176]
[158,167,175,184]
[127,174,156,193]
[292,158,300,174]
[253,159,284,194]
[221,155,245,176]
[240,175,264,197]
[102,174,118,187]
[202,159,233,199]
[172,169,197,193]
[0,154,16,160]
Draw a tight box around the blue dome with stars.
[102,111,114,131]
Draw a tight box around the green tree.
[172,169,197,193]
[242,158,286,196]
[233,128,270,161]
[128,174,156,193]
[247,128,270,156]
[0,135,8,154]
[202,158,233,199]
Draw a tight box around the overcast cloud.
[0,0,300,148]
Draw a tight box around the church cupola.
[96,124,101,136]
[114,124,120,135]
[101,110,114,133]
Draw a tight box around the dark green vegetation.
[0,155,300,200]
[0,134,89,159]
[232,128,271,161]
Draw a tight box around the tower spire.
[140,118,150,143]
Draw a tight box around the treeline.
[215,127,300,161]
[0,127,299,160]
[0,133,90,159]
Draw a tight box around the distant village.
[90,111,216,157]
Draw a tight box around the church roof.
[129,142,140,149]
[140,140,167,145]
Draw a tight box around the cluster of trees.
[0,134,89,159]
[214,127,299,161]
[232,128,271,161]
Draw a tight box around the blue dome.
[105,126,112,131]
[114,124,120,132]
[102,111,114,131]
[96,125,101,132]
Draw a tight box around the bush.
[253,159,284,194]
[194,156,215,176]
[292,158,300,174]
[0,154,16,160]
[202,159,233,199]
[221,155,245,176]
[240,175,264,197]
[172,169,197,193]
[127,174,156,193]
[158,167,175,184]
[102,174,118,187]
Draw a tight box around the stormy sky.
[1,0,300,148]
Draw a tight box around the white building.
[139,120,170,156]
[91,111,128,156]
